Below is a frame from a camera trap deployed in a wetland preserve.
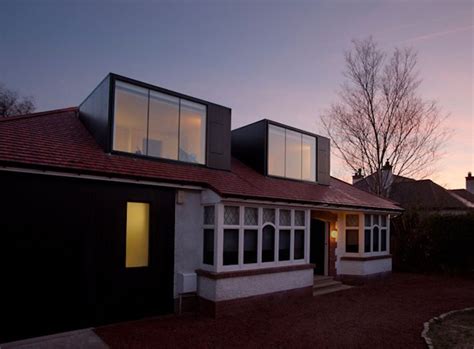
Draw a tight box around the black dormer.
[231,120,330,185]
[78,73,232,171]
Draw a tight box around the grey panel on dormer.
[317,136,330,185]
[206,104,232,170]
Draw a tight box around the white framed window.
[364,214,389,254]
[202,205,215,265]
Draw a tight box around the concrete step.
[313,275,333,282]
[313,279,343,290]
[313,284,353,297]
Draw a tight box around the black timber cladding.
[0,171,175,342]
[79,73,232,171]
[231,119,331,185]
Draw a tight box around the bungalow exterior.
[0,74,402,341]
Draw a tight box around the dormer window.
[268,124,316,181]
[113,80,206,164]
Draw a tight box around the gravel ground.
[95,273,474,349]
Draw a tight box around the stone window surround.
[201,203,311,273]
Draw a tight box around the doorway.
[310,219,327,275]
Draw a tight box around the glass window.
[381,228,387,251]
[262,225,275,262]
[204,206,215,225]
[179,99,206,164]
[372,214,379,226]
[279,209,291,226]
[223,229,239,265]
[346,229,359,253]
[203,229,214,265]
[224,206,240,225]
[294,229,305,259]
[373,226,380,252]
[346,214,359,227]
[244,229,258,264]
[244,207,258,226]
[263,208,275,224]
[279,229,291,261]
[364,229,371,253]
[148,91,179,160]
[381,215,387,227]
[285,130,302,180]
[302,134,316,181]
[125,202,150,268]
[364,214,371,227]
[114,81,149,155]
[294,210,305,226]
[268,125,286,177]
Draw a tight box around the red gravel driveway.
[95,273,474,348]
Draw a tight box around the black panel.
[231,120,267,174]
[317,136,331,185]
[310,219,326,275]
[206,104,232,170]
[0,172,175,342]
[79,75,112,152]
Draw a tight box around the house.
[353,162,474,214]
[0,74,402,341]
[449,172,474,207]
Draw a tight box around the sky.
[1,0,472,189]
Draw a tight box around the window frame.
[202,205,216,266]
[110,76,208,166]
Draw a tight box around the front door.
[310,219,326,275]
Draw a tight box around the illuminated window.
[179,100,206,164]
[126,202,150,268]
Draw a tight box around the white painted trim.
[0,166,203,191]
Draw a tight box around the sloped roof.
[449,189,474,206]
[0,108,402,212]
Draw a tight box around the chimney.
[352,168,364,184]
[466,172,474,194]
[381,159,394,193]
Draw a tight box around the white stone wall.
[338,258,392,276]
[198,269,314,302]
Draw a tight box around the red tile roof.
[0,108,402,211]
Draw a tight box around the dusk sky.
[1,0,472,188]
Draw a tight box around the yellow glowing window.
[126,202,150,268]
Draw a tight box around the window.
[114,82,148,155]
[244,207,258,226]
[363,214,389,253]
[224,206,240,225]
[262,225,275,262]
[223,229,239,265]
[267,124,316,181]
[263,208,275,224]
[294,210,305,226]
[279,209,291,226]
[346,229,359,253]
[294,229,305,259]
[279,229,291,261]
[244,229,258,264]
[113,80,206,164]
[203,205,215,265]
[125,202,150,268]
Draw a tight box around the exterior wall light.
[330,229,338,240]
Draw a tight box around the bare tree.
[321,37,449,197]
[0,83,35,117]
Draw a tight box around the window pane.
[204,206,215,225]
[263,208,275,224]
[346,214,359,227]
[381,228,387,251]
[279,209,291,226]
[302,134,316,181]
[244,229,258,264]
[294,229,305,259]
[114,81,148,155]
[294,210,305,226]
[346,229,359,253]
[268,125,285,177]
[126,202,149,268]
[179,99,206,164]
[244,207,258,226]
[279,229,291,261]
[224,206,240,225]
[223,229,239,265]
[372,214,379,226]
[203,229,214,265]
[373,226,379,252]
[381,215,387,227]
[262,225,275,262]
[364,214,371,227]
[285,130,302,180]
[147,91,179,160]
[364,229,371,252]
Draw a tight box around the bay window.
[364,213,389,253]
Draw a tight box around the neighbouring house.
[0,74,402,341]
[353,162,474,214]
